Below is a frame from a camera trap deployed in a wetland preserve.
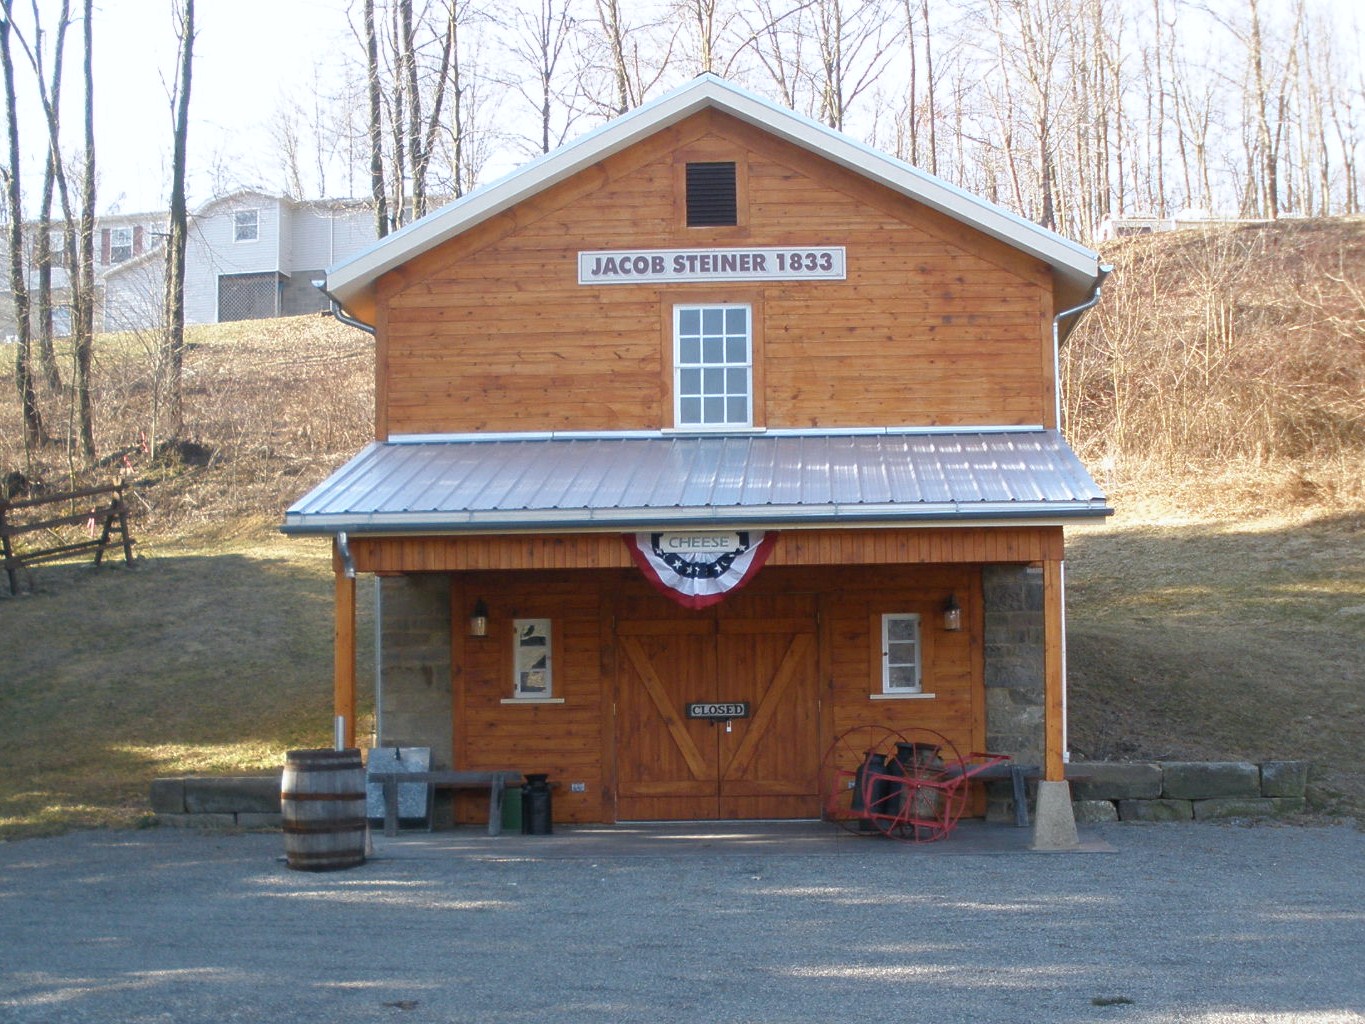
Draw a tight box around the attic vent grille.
[686,162,737,226]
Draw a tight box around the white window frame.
[233,209,259,243]
[673,303,752,430]
[510,618,555,701]
[109,226,133,264]
[875,613,930,699]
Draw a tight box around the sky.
[14,0,357,216]
[13,0,1359,220]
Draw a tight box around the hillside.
[0,218,1362,836]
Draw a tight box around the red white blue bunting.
[625,531,778,609]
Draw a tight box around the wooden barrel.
[281,748,367,871]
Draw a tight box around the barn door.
[614,594,819,821]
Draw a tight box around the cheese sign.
[579,247,846,285]
[686,702,750,720]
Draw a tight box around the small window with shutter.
[686,161,737,226]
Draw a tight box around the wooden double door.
[615,591,821,821]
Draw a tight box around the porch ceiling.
[281,428,1111,535]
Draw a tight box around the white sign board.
[579,247,846,285]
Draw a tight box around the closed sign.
[686,702,750,720]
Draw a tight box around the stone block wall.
[981,565,1045,766]
[378,575,453,768]
[150,774,283,828]
[1070,760,1310,822]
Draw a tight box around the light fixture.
[468,599,489,638]
[942,594,963,632]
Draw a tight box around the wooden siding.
[348,526,1064,575]
[375,110,1056,438]
[441,563,986,825]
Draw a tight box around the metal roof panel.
[283,430,1111,534]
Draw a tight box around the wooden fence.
[0,482,136,595]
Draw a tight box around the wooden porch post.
[333,539,357,749]
[1042,558,1065,782]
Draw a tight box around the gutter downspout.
[1049,263,1113,766]
[1051,264,1114,431]
[312,277,376,336]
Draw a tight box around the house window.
[513,619,552,699]
[674,304,751,429]
[109,227,133,264]
[880,614,922,695]
[234,210,259,242]
[686,161,737,226]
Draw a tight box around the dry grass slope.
[1,219,1362,837]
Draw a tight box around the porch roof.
[282,428,1111,535]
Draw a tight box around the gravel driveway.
[1,821,1362,1023]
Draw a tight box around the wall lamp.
[468,599,489,638]
[942,594,963,632]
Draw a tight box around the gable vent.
[686,161,738,226]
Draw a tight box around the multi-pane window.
[109,227,133,264]
[674,304,751,429]
[234,209,259,242]
[513,618,552,699]
[880,614,922,694]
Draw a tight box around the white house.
[101,191,375,332]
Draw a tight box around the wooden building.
[284,75,1111,843]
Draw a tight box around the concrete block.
[235,813,284,829]
[1260,761,1310,798]
[1193,798,1282,821]
[1162,762,1260,799]
[1118,799,1194,822]
[1030,780,1079,850]
[1068,762,1163,801]
[156,812,237,828]
[1073,799,1119,823]
[184,776,282,815]
[148,778,186,814]
[1270,797,1307,815]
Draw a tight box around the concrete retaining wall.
[150,774,283,829]
[1068,760,1310,823]
[152,760,1313,829]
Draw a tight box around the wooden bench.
[369,770,523,837]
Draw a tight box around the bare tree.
[581,0,671,116]
[363,0,389,236]
[72,0,94,464]
[506,0,578,155]
[162,0,194,444]
[1,0,44,447]
[811,0,895,131]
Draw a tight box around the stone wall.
[981,565,1045,765]
[377,574,453,767]
[150,774,282,828]
[1069,760,1311,822]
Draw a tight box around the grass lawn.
[0,520,375,838]
[1066,497,1364,817]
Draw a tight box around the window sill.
[869,692,936,700]
[500,697,565,705]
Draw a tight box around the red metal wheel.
[820,725,909,835]
[868,728,966,842]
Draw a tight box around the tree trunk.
[363,0,388,238]
[1,3,44,447]
[73,0,96,465]
[163,0,194,443]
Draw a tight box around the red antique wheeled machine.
[821,726,1011,841]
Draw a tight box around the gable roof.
[322,73,1105,326]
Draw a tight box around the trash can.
[521,773,553,835]
[500,781,523,833]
